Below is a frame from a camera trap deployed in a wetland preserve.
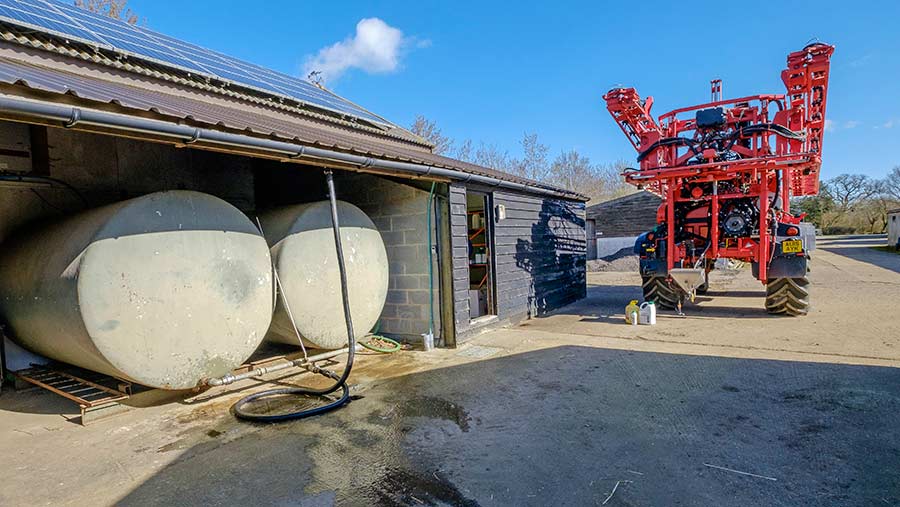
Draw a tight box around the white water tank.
[260,201,389,350]
[0,191,274,389]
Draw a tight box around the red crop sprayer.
[603,43,834,315]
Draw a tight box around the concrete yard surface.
[1,235,899,506]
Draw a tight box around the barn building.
[888,208,900,250]
[0,0,587,396]
[585,191,660,259]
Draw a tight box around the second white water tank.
[260,201,389,349]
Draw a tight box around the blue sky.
[129,0,900,179]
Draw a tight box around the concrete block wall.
[45,129,255,210]
[336,174,441,344]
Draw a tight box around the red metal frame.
[603,43,834,284]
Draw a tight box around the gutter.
[0,96,586,201]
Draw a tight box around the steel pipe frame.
[204,345,362,387]
[209,169,359,392]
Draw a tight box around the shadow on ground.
[118,346,900,507]
[542,270,770,321]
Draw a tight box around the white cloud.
[844,120,861,129]
[824,119,836,132]
[303,18,424,83]
[884,120,895,129]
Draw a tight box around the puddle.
[397,396,471,432]
[348,466,480,506]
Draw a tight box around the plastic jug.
[639,301,657,325]
[625,300,640,325]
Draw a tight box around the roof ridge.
[0,27,433,149]
[0,5,415,136]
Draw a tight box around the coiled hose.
[232,170,356,422]
[360,321,401,353]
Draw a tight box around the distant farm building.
[585,192,661,259]
[889,208,900,249]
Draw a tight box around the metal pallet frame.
[13,365,131,424]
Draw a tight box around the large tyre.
[765,277,810,316]
[642,276,679,310]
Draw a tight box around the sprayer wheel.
[642,276,679,310]
[765,276,810,316]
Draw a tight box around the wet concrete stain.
[351,467,480,507]
[396,396,471,432]
[113,347,900,507]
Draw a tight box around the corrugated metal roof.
[587,191,661,237]
[586,190,659,218]
[0,51,585,199]
[0,25,427,146]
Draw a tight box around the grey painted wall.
[449,184,471,332]
[450,183,586,342]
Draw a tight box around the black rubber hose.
[772,168,782,210]
[637,137,697,162]
[733,124,805,141]
[233,170,356,422]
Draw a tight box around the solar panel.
[0,0,392,126]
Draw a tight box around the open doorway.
[466,191,496,320]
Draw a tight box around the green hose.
[426,182,436,337]
[359,322,401,353]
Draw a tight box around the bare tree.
[549,149,597,198]
[821,174,877,213]
[884,166,900,201]
[856,195,896,233]
[802,173,900,233]
[594,159,634,200]
[410,115,453,156]
[405,115,633,202]
[513,133,550,182]
[75,0,139,24]
[454,139,473,163]
[473,143,514,173]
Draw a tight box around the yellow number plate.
[781,239,803,253]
